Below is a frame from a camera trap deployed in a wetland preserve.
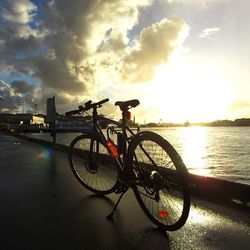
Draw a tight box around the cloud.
[165,0,231,6]
[120,16,189,83]
[0,80,23,112]
[199,27,220,39]
[0,79,38,112]
[227,100,250,117]
[11,80,34,94]
[38,0,154,91]
[0,1,154,95]
[0,0,37,24]
[0,0,45,76]
[0,0,190,112]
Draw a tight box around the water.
[152,126,250,185]
[28,126,250,185]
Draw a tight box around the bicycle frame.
[85,106,136,175]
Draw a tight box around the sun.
[150,56,233,123]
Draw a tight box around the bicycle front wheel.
[128,131,190,231]
[68,134,119,195]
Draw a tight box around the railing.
[20,126,91,145]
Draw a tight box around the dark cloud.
[0,1,45,80]
[32,57,87,94]
[11,80,34,94]
[0,80,23,112]
[0,79,38,112]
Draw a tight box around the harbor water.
[27,126,250,186]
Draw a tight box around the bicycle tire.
[128,131,190,231]
[68,134,119,195]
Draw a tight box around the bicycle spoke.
[69,134,119,194]
[129,131,190,231]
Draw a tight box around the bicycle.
[66,98,190,231]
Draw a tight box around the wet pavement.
[0,132,249,250]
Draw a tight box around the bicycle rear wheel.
[128,131,190,231]
[69,134,119,195]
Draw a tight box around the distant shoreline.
[141,118,250,128]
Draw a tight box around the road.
[0,132,249,250]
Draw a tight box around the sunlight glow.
[181,126,210,176]
[189,206,212,224]
[150,56,233,123]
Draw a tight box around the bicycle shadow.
[74,193,122,225]
[70,194,171,250]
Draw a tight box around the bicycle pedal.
[115,185,128,194]
[106,212,114,221]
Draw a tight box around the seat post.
[121,109,128,135]
[92,106,98,132]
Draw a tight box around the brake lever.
[78,105,84,111]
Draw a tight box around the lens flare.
[38,148,52,159]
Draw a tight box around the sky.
[0,0,250,123]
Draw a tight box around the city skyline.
[1,0,250,123]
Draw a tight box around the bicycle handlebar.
[85,98,109,110]
[65,98,109,116]
[65,109,81,116]
[97,98,109,106]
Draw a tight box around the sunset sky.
[0,0,250,123]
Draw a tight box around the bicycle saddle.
[115,99,140,111]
